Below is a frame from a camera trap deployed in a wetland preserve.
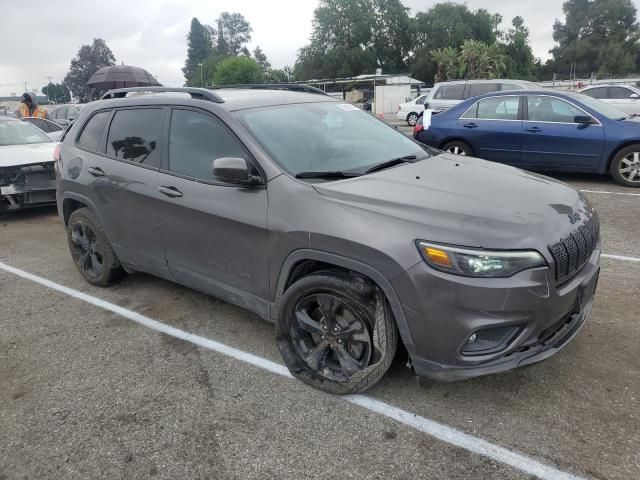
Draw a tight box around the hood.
[312,154,589,250]
[0,143,56,168]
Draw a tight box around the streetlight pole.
[198,63,203,87]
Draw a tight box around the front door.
[521,95,604,169]
[457,95,523,164]
[156,107,270,316]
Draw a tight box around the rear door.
[77,107,168,275]
[457,95,523,164]
[156,107,270,316]
[521,95,604,169]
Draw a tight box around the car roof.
[434,79,536,86]
[88,88,339,113]
[581,84,636,89]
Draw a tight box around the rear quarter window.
[434,84,465,100]
[76,111,110,152]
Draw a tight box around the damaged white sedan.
[0,117,57,213]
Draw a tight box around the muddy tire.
[276,270,398,395]
[67,208,124,286]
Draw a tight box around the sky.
[1,0,639,96]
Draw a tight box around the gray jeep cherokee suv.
[56,86,600,394]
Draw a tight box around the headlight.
[416,241,547,278]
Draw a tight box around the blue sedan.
[414,89,640,187]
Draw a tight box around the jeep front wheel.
[276,271,397,395]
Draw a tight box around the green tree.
[410,3,502,82]
[217,12,252,56]
[253,46,271,72]
[42,82,71,104]
[63,38,116,102]
[503,16,535,79]
[551,0,640,75]
[213,56,263,85]
[183,18,213,86]
[430,47,459,82]
[294,0,412,80]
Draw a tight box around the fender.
[274,249,416,357]
[60,191,100,225]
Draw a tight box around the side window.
[77,111,110,152]
[434,84,465,100]
[415,95,427,105]
[54,106,67,120]
[583,88,607,99]
[608,87,634,99]
[106,109,162,166]
[527,96,584,123]
[465,96,519,120]
[47,121,63,132]
[67,106,80,120]
[168,109,248,182]
[468,83,500,97]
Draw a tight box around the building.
[300,72,425,115]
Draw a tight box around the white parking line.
[579,189,640,197]
[0,261,586,480]
[601,253,640,263]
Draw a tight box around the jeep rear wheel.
[67,208,124,286]
[276,271,397,395]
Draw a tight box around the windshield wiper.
[295,171,361,179]
[365,155,420,174]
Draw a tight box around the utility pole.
[23,81,28,93]
[45,76,53,103]
[198,63,203,87]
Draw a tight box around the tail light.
[53,143,61,163]
[414,117,424,134]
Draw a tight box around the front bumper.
[392,248,600,381]
[0,165,57,212]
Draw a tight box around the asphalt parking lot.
[1,174,638,480]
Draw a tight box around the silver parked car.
[56,86,600,394]
[425,79,540,113]
[49,104,85,126]
[0,117,57,212]
[579,84,640,115]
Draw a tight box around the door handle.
[463,123,478,129]
[526,126,542,133]
[158,186,183,198]
[87,166,105,177]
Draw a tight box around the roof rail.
[101,86,225,103]
[207,84,329,96]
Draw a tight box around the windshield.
[567,92,629,120]
[0,120,51,146]
[235,102,429,176]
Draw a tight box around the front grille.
[548,214,599,282]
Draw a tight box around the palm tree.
[431,47,459,82]
[459,39,487,79]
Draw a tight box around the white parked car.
[424,79,540,114]
[0,117,57,213]
[579,84,640,115]
[396,92,430,126]
[22,117,65,141]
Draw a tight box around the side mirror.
[574,114,594,124]
[212,157,261,185]
[630,93,639,99]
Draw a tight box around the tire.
[406,112,419,126]
[442,140,473,156]
[610,145,640,187]
[67,208,124,286]
[276,270,398,395]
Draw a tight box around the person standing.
[16,92,49,119]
